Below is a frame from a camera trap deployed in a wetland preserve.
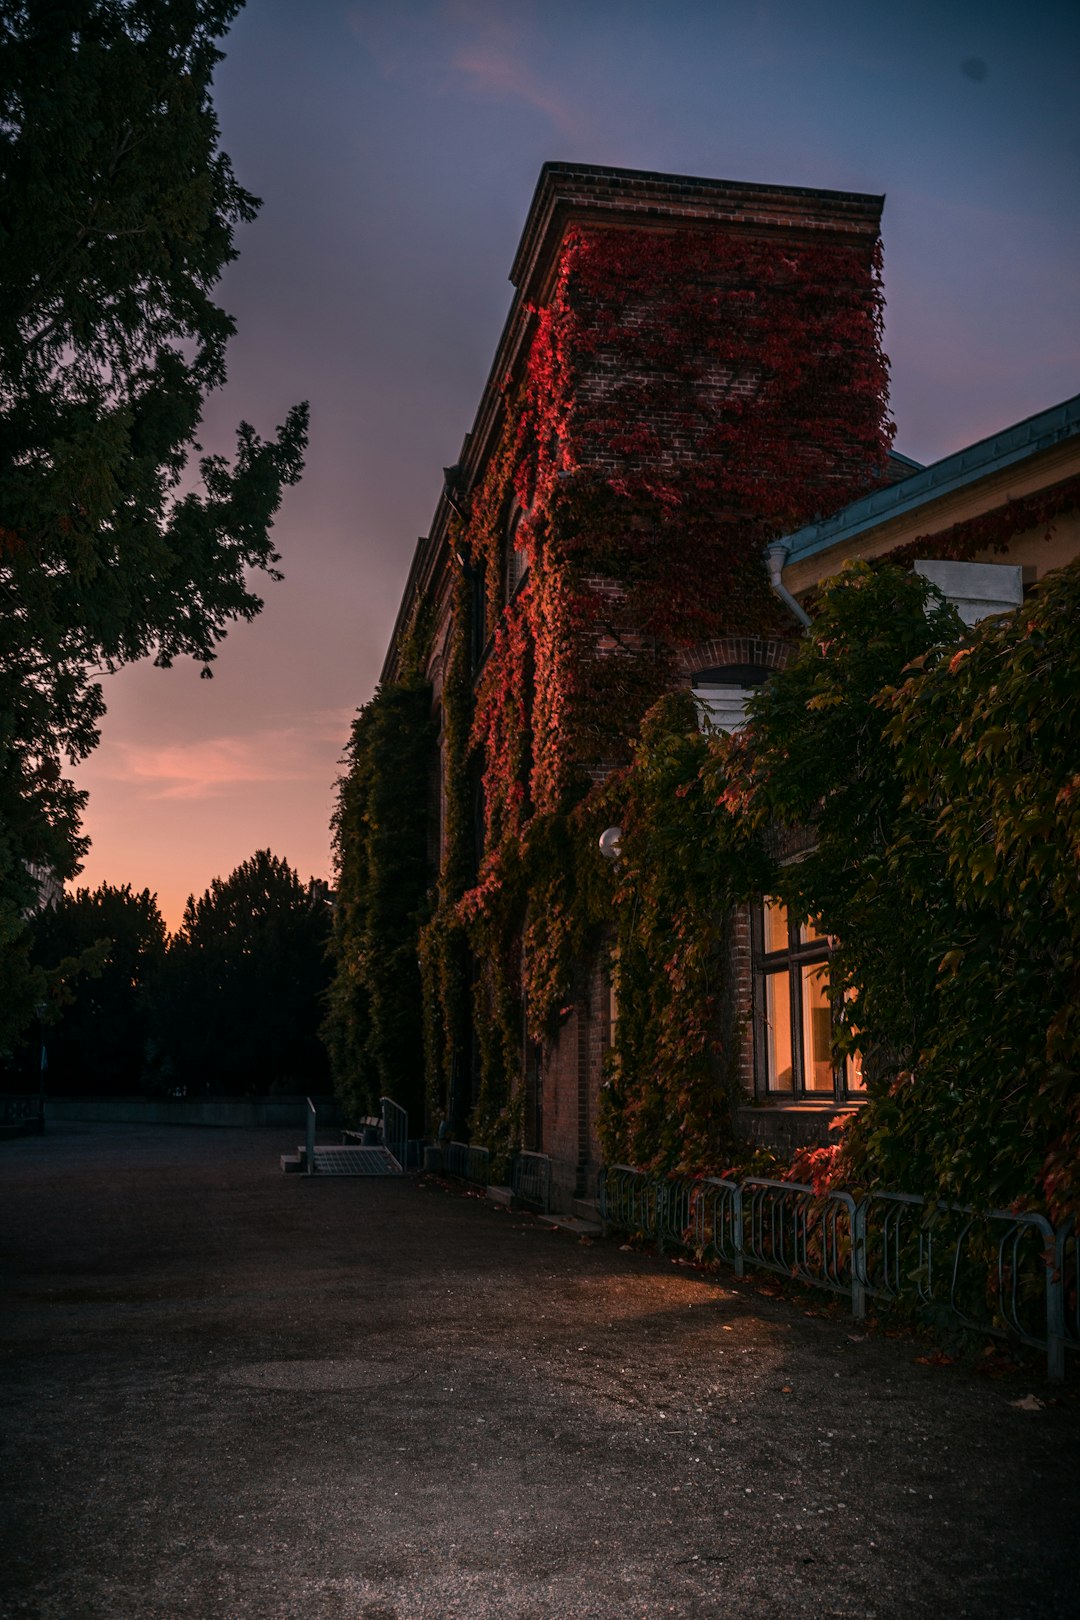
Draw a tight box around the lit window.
[754,898,863,1102]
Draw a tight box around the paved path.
[1,1124,1077,1620]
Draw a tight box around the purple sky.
[71,0,1080,930]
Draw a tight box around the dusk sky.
[71,0,1080,931]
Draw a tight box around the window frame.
[504,502,529,603]
[751,897,864,1104]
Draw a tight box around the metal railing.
[856,1193,1064,1380]
[693,1177,743,1274]
[599,1164,1074,1381]
[1057,1218,1078,1366]
[1,1094,45,1132]
[446,1141,491,1186]
[379,1096,408,1171]
[512,1151,552,1213]
[742,1177,861,1312]
[305,1096,316,1176]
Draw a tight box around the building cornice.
[779,392,1080,593]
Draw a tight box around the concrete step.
[281,1144,403,1176]
[572,1198,602,1223]
[538,1213,603,1238]
[486,1184,513,1207]
[312,1144,402,1176]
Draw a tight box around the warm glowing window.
[755,898,863,1102]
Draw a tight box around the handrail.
[512,1151,552,1213]
[305,1096,316,1176]
[379,1096,408,1171]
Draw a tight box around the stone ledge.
[737,1103,859,1153]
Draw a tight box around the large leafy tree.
[158,850,332,1095]
[0,0,308,1038]
[18,881,166,1093]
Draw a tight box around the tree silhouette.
[0,0,308,1045]
[158,851,332,1096]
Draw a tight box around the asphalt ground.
[1,1123,1077,1620]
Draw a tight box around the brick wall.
[399,165,890,1160]
[676,637,794,678]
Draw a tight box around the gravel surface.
[1,1123,1077,1620]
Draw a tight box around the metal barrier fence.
[1,1094,44,1133]
[855,1193,1064,1380]
[379,1096,408,1171]
[305,1097,316,1176]
[742,1177,861,1312]
[1058,1218,1078,1366]
[512,1151,552,1213]
[446,1141,491,1186]
[693,1177,743,1274]
[599,1165,1073,1381]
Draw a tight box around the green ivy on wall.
[324,676,435,1127]
[600,556,1080,1222]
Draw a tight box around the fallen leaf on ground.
[1010,1394,1045,1411]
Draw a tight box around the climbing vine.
[324,601,436,1126]
[416,221,892,1162]
[602,557,1080,1222]
[891,471,1080,567]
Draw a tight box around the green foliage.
[743,558,1080,1218]
[417,571,475,1133]
[159,851,331,1095]
[601,556,1080,1220]
[0,0,308,1044]
[324,681,435,1126]
[744,561,964,1077]
[856,560,1080,1217]
[599,692,766,1172]
[20,883,166,1093]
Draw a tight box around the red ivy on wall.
[432,219,894,1147]
[467,222,893,845]
[890,471,1080,566]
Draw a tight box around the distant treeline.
[4,851,332,1098]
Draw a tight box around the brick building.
[370,162,1079,1211]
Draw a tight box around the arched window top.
[690,663,770,688]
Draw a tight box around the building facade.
[362,162,1079,1211]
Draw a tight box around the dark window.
[469,761,486,878]
[505,505,529,602]
[471,562,488,669]
[524,1038,543,1152]
[427,710,445,871]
